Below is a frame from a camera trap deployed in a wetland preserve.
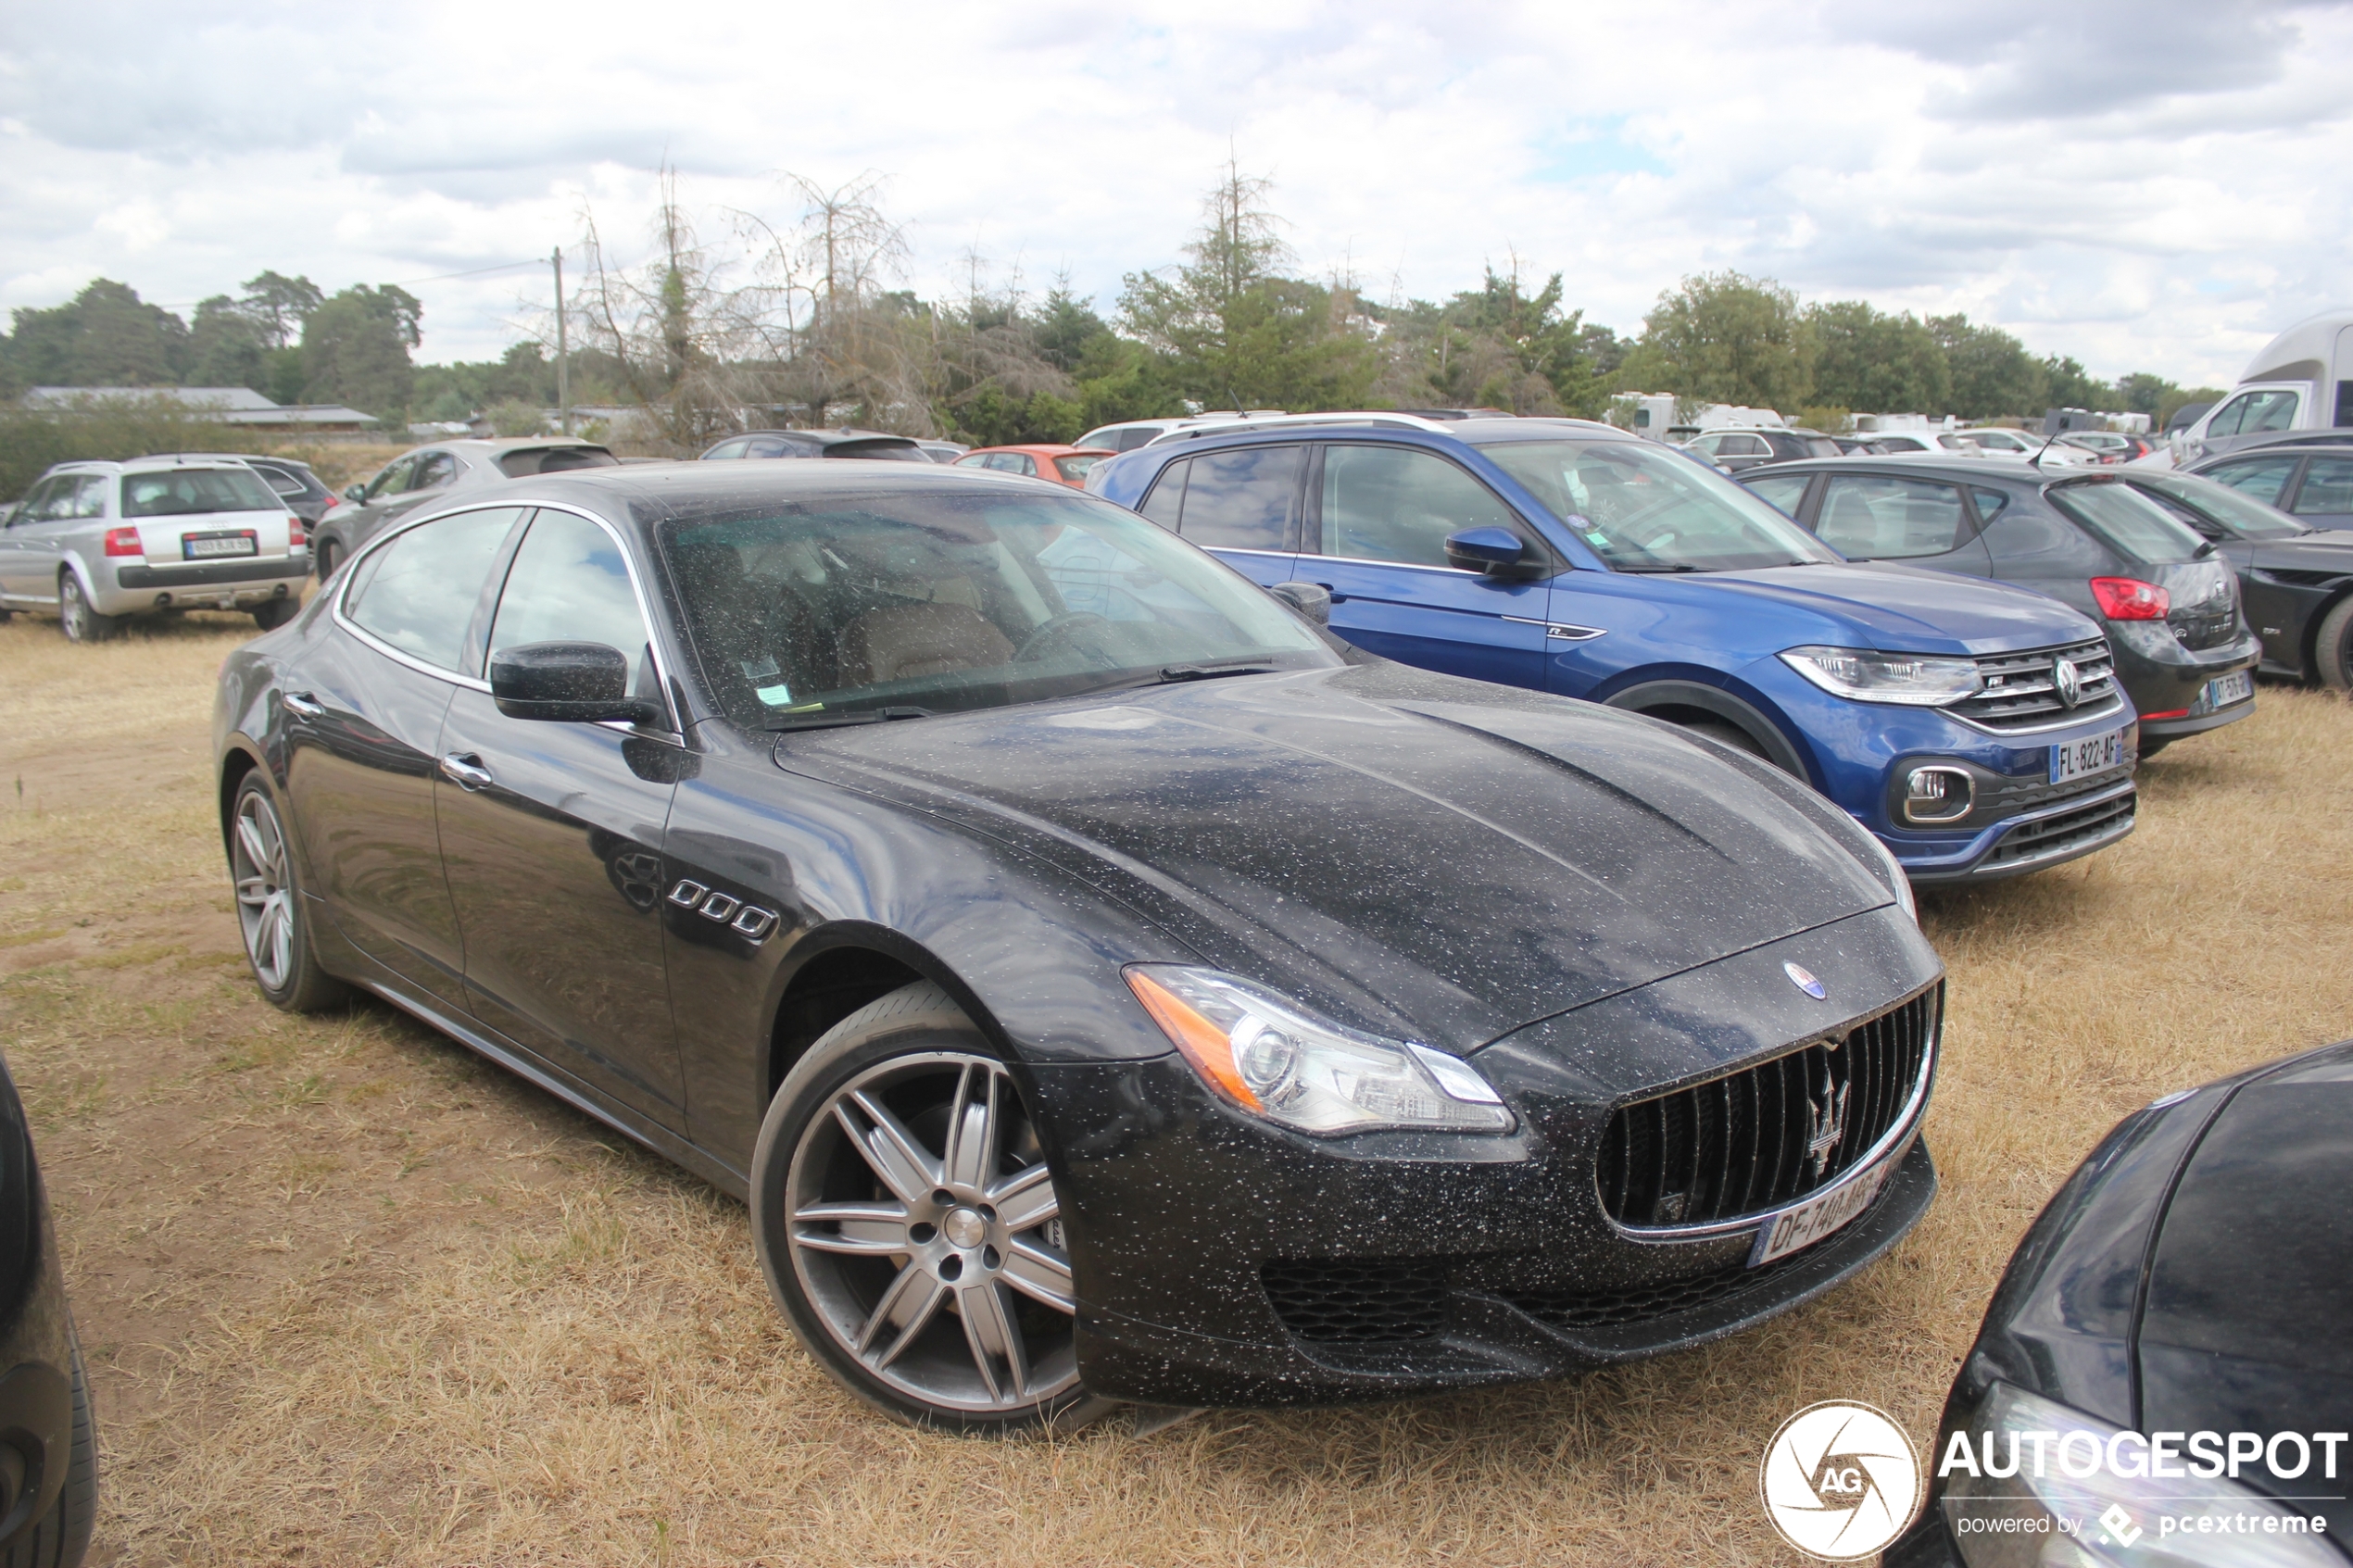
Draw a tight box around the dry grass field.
[1,608,2347,1566]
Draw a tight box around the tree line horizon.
[0,166,2227,449]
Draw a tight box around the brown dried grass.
[1,608,2347,1566]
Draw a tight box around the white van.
[2177,309,2353,463]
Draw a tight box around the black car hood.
[2139,1042,2353,1523]
[772,661,1891,1051]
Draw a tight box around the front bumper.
[1027,913,1943,1406]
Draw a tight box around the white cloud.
[2,0,2347,387]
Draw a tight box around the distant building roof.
[23,386,379,427]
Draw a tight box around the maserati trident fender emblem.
[2052,656,2082,709]
[1783,961,1827,999]
[1806,1078,1853,1180]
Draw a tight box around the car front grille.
[1982,788,2134,870]
[1948,638,2121,732]
[1597,985,1941,1230]
[1260,1258,1451,1344]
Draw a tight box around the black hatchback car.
[2115,468,2353,690]
[1743,457,2261,755]
[1682,427,1844,471]
[213,461,1942,1430]
[1891,1038,2353,1565]
[2187,434,2353,533]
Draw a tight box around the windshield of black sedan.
[1477,439,1841,571]
[661,488,1337,725]
[2131,470,2308,540]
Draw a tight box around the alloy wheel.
[231,788,296,991]
[786,1052,1078,1413]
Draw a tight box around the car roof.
[485,455,1072,533]
[139,450,314,470]
[1740,452,2097,485]
[54,455,258,474]
[2196,432,2353,458]
[716,428,917,446]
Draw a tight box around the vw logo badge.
[2052,656,2082,709]
[1783,961,1827,1000]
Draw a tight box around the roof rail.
[1140,411,1466,446]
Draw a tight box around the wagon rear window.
[120,468,279,517]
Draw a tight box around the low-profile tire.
[56,576,118,645]
[2316,595,2353,691]
[313,539,339,582]
[228,772,348,1013]
[1680,717,1769,761]
[3,1324,97,1568]
[750,981,1114,1435]
[251,596,301,632]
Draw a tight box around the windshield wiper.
[764,705,934,732]
[1157,661,1279,683]
[1612,561,1697,573]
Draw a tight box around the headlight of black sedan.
[1939,1381,2345,1566]
[1125,966,1514,1135]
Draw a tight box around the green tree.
[1807,301,1951,414]
[1375,268,1625,418]
[2115,372,2180,417]
[301,284,424,417]
[188,295,270,391]
[1118,162,1377,411]
[233,270,324,350]
[1930,314,2045,419]
[3,280,190,386]
[2158,385,2225,430]
[1620,271,1817,411]
[2039,353,2106,411]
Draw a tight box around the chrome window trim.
[1303,553,1482,577]
[329,498,686,741]
[1602,981,1942,1246]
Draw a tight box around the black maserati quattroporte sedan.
[213,460,1944,1430]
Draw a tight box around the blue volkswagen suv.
[1088,415,2138,884]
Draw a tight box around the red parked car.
[951,445,1114,488]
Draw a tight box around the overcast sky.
[3,0,2347,387]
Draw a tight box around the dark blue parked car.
[1088,415,2138,884]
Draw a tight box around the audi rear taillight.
[288,516,307,548]
[103,527,143,557]
[2090,577,2169,620]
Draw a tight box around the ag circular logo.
[1759,1400,1922,1561]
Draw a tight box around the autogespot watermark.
[1760,1400,1924,1561]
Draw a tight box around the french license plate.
[182,530,258,559]
[2048,726,2125,784]
[2204,671,2254,709]
[1750,1154,1894,1266]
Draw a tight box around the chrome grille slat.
[1949,638,2120,733]
[1601,985,1942,1229]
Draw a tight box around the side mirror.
[1445,526,1535,576]
[1265,580,1331,625]
[343,483,366,503]
[490,642,662,724]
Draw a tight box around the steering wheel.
[1013,611,1110,662]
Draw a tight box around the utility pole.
[552,245,572,435]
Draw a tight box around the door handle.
[1313,581,1350,603]
[283,691,325,720]
[438,752,495,791]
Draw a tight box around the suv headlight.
[1124,966,1513,1135]
[1942,1382,2344,1565]
[1782,646,1982,706]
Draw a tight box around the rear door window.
[1139,459,1188,530]
[343,507,527,671]
[71,476,108,518]
[2291,457,2353,516]
[704,440,749,460]
[1317,445,1516,568]
[1175,445,1302,551]
[1812,475,1973,558]
[411,453,459,491]
[2201,456,2299,507]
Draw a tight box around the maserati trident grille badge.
[1783,961,1827,999]
[1805,1078,1853,1180]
